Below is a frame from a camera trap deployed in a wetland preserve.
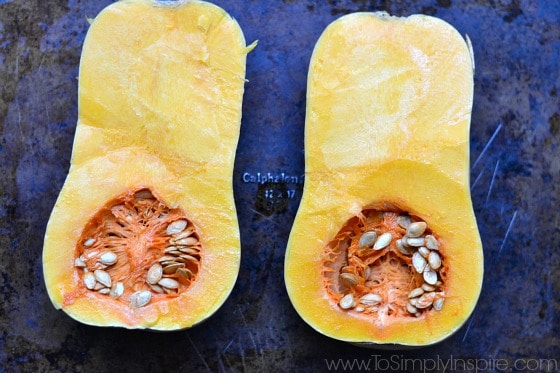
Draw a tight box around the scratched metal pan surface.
[0,0,558,370]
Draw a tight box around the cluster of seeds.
[394,215,445,314]
[75,247,124,299]
[323,210,446,318]
[145,219,200,295]
[74,189,201,309]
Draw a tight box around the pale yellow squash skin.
[285,13,483,346]
[43,0,252,329]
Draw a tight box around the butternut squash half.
[285,12,483,346]
[43,0,253,329]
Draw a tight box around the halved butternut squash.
[285,12,482,346]
[43,0,254,329]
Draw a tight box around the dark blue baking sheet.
[0,0,558,371]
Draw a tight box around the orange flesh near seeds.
[323,210,447,318]
[65,188,201,308]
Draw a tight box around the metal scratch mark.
[186,332,211,372]
[249,207,282,227]
[498,210,518,256]
[486,160,500,206]
[472,123,502,169]
[462,314,476,342]
[223,338,235,354]
[237,304,260,365]
[220,337,236,372]
[470,168,484,190]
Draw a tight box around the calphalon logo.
[242,172,304,185]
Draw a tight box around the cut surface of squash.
[285,12,483,346]
[43,0,252,329]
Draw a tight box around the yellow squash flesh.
[285,12,483,346]
[43,0,252,329]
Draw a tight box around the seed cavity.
[323,209,446,318]
[75,188,202,308]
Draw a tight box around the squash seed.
[408,287,424,298]
[134,190,154,200]
[179,254,199,263]
[84,238,95,247]
[162,262,184,274]
[158,255,178,263]
[146,263,163,284]
[418,246,430,258]
[173,237,198,247]
[396,239,411,255]
[412,252,427,273]
[406,302,418,314]
[178,247,200,256]
[99,251,118,266]
[422,283,436,292]
[354,306,365,313]
[74,257,86,267]
[433,297,444,311]
[425,235,439,250]
[339,294,355,309]
[415,292,436,308]
[83,272,96,289]
[149,283,164,294]
[428,251,442,270]
[94,269,112,288]
[423,268,438,285]
[407,237,425,247]
[340,273,360,287]
[360,293,382,306]
[358,231,377,247]
[406,222,427,237]
[172,228,194,241]
[166,219,188,235]
[98,288,111,295]
[130,290,151,308]
[373,232,392,250]
[397,215,411,229]
[177,267,193,280]
[158,278,179,289]
[109,282,124,299]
